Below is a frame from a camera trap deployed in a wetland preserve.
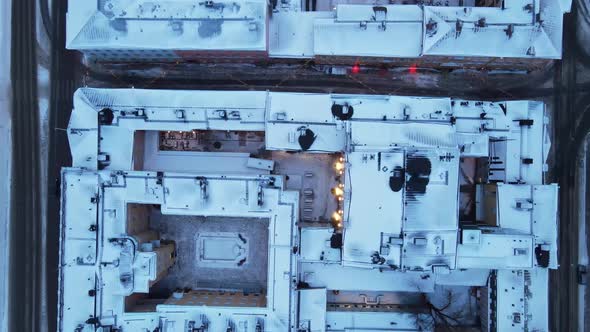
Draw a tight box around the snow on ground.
[0,2,52,331]
[36,3,52,332]
[0,1,11,331]
[578,137,589,332]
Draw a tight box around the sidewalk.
[579,136,590,332]
[0,1,12,331]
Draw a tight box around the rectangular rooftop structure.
[67,0,269,59]
[67,0,571,65]
[480,269,550,331]
[59,88,559,332]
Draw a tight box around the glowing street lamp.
[332,211,342,222]
[332,187,344,197]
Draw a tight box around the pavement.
[0,1,11,330]
[550,6,590,331]
[149,213,270,295]
[9,1,42,331]
[7,0,79,331]
[585,143,590,331]
[579,136,590,331]
[85,61,558,100]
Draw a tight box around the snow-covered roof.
[341,151,405,267]
[67,0,268,52]
[312,5,423,58]
[311,0,569,59]
[422,0,567,58]
[269,11,332,58]
[58,169,298,332]
[486,269,550,331]
[60,88,560,332]
[68,0,571,61]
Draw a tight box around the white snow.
[67,0,572,61]
[67,0,268,52]
[578,138,589,332]
[0,1,11,331]
[59,88,561,332]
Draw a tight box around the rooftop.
[67,0,572,61]
[60,88,559,332]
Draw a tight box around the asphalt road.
[551,5,590,332]
[8,0,77,331]
[45,0,78,330]
[86,61,561,100]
